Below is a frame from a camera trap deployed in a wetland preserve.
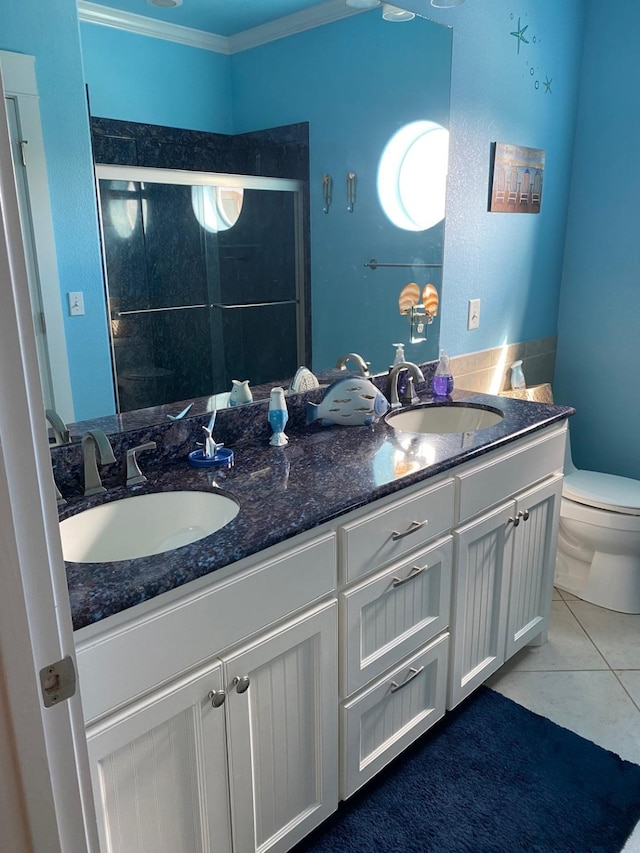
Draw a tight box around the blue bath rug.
[294,687,640,853]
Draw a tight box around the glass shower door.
[96,167,304,413]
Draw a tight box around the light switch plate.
[468,298,480,330]
[68,291,85,316]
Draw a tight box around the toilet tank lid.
[563,470,640,515]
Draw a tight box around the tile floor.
[487,588,640,852]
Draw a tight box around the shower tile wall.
[92,117,310,413]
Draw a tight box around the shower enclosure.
[96,165,305,413]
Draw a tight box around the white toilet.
[555,433,640,614]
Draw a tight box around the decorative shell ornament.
[288,366,320,394]
[422,284,439,318]
[398,282,421,315]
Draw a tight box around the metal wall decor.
[347,171,357,212]
[322,173,333,213]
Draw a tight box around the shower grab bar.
[211,300,298,310]
[117,304,208,315]
[364,258,443,270]
[118,299,297,316]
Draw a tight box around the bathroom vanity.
[64,392,571,853]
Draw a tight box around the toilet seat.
[563,470,640,516]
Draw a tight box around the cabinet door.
[448,501,515,709]
[223,600,338,853]
[505,475,563,659]
[87,661,232,853]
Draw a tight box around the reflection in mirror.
[97,167,305,413]
[34,3,452,437]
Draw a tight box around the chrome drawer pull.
[390,665,425,693]
[391,520,427,541]
[208,689,226,708]
[233,675,251,694]
[519,509,530,521]
[392,565,428,587]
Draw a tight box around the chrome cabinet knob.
[233,675,250,694]
[208,689,226,708]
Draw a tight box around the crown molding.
[77,0,363,55]
[228,1,361,54]
[77,1,230,53]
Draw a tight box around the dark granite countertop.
[63,390,574,632]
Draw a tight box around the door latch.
[39,656,76,708]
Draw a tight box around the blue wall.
[554,0,640,478]
[0,0,115,421]
[81,24,235,133]
[418,0,585,361]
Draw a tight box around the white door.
[223,600,338,853]
[0,65,95,850]
[448,501,515,709]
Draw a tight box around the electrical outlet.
[68,291,85,317]
[468,298,480,330]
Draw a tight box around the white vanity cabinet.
[77,534,338,853]
[86,600,337,853]
[74,420,568,853]
[448,428,565,709]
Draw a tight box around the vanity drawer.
[456,426,566,524]
[339,479,454,584]
[339,537,452,697]
[76,533,336,723]
[340,632,448,799]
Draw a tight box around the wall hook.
[322,174,333,214]
[347,172,357,212]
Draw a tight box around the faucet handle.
[399,376,419,407]
[124,441,157,486]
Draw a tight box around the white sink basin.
[385,403,504,435]
[60,490,239,563]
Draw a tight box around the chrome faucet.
[335,352,370,376]
[124,441,157,486]
[82,430,116,496]
[388,361,425,408]
[45,409,70,446]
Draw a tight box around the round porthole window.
[191,185,244,233]
[377,120,449,231]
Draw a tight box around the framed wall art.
[489,142,545,213]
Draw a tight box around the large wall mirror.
[14,0,453,436]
